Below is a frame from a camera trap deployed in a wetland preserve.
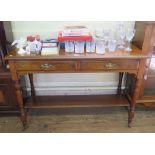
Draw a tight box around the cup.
[74,41,85,54]
[86,41,95,53]
[108,40,117,52]
[65,41,74,53]
[96,39,106,54]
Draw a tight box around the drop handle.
[40,64,56,70]
[105,63,117,69]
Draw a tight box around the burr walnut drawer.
[16,61,76,72]
[80,60,139,71]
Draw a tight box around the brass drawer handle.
[40,64,56,70]
[105,63,117,69]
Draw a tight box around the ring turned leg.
[127,59,145,127]
[128,76,141,127]
[117,72,124,95]
[28,74,36,102]
[14,80,27,129]
[128,107,135,128]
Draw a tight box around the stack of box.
[58,26,92,53]
[41,39,59,55]
[62,26,90,36]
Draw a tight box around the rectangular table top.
[5,45,148,61]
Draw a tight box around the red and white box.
[58,32,92,42]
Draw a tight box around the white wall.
[11,21,134,95]
[11,21,135,39]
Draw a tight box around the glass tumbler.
[108,40,117,52]
[86,41,95,53]
[65,41,74,53]
[74,41,85,54]
[96,39,106,54]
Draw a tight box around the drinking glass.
[95,29,103,39]
[103,28,110,48]
[117,22,126,49]
[86,41,95,53]
[65,41,74,53]
[118,29,126,49]
[96,39,106,54]
[125,29,135,52]
[108,40,117,52]
[118,21,125,30]
[74,41,85,53]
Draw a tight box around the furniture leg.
[117,72,123,95]
[28,74,36,102]
[14,79,27,129]
[128,76,141,127]
[8,61,27,129]
[128,60,145,127]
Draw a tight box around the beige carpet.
[0,107,155,132]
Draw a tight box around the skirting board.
[22,76,126,96]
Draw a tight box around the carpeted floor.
[0,107,155,132]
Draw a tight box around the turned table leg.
[128,77,140,127]
[9,61,27,129]
[128,60,145,127]
[117,72,123,95]
[28,74,36,102]
[15,79,27,129]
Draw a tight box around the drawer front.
[16,61,76,72]
[80,60,138,71]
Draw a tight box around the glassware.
[74,41,85,53]
[103,28,110,38]
[96,39,106,54]
[118,21,125,30]
[34,39,42,53]
[103,28,111,49]
[95,29,103,39]
[65,41,74,53]
[117,22,126,49]
[108,39,117,52]
[125,29,135,52]
[118,29,126,49]
[86,40,95,53]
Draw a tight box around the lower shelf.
[27,95,129,109]
[136,96,155,108]
[0,106,20,115]
[136,96,155,103]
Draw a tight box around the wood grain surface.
[0,107,155,132]
[5,45,148,60]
